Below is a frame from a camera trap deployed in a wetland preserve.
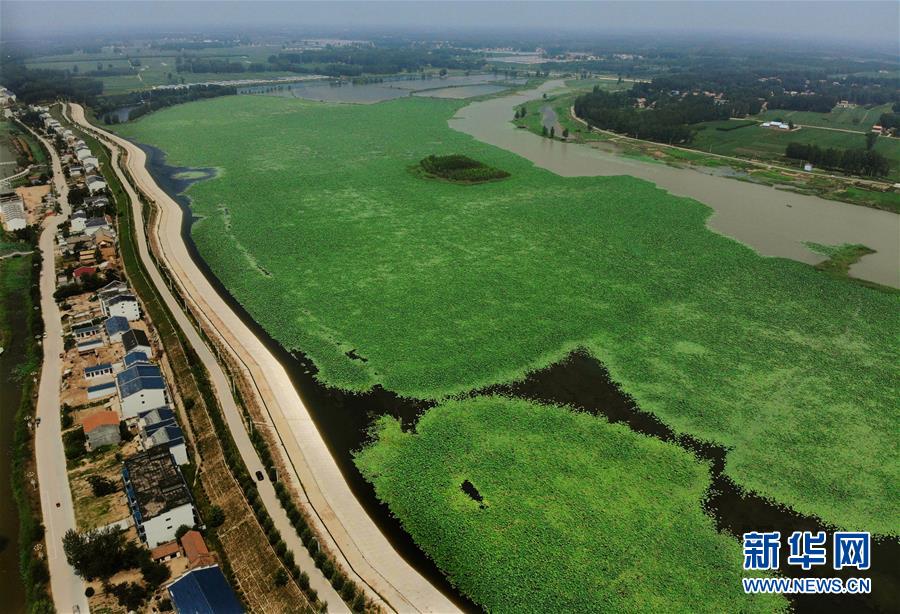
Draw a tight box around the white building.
[105,294,140,321]
[0,194,26,231]
[83,216,111,236]
[123,446,197,547]
[86,175,108,195]
[116,361,168,419]
[70,209,87,233]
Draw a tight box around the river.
[450,80,900,288]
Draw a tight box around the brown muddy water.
[451,81,900,288]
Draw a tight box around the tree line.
[0,63,103,104]
[785,142,891,177]
[573,88,730,144]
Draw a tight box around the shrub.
[85,586,95,598]
[88,475,118,497]
[207,504,225,528]
[274,568,288,587]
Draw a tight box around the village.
[6,101,244,613]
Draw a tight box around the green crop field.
[690,121,900,179]
[755,103,893,130]
[113,94,899,540]
[356,396,786,613]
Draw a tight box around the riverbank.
[454,80,899,287]
[0,253,43,614]
[68,103,459,613]
[513,87,900,213]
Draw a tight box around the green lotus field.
[114,92,897,608]
[355,396,786,613]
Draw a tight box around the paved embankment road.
[68,102,458,613]
[27,121,90,614]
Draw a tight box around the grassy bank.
[112,94,899,536]
[356,396,786,613]
[2,253,54,612]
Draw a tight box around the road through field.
[27,123,89,614]
[67,103,457,613]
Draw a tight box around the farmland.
[689,120,900,180]
[112,93,899,540]
[755,103,893,130]
[355,396,786,613]
[25,44,299,94]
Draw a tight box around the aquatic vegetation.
[114,95,899,534]
[355,396,787,613]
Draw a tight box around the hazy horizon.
[2,1,899,53]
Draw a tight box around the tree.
[175,524,192,540]
[866,131,878,150]
[274,568,289,587]
[549,126,555,139]
[109,582,149,610]
[62,527,126,580]
[88,475,118,497]
[541,125,548,137]
[140,558,170,588]
[562,128,570,139]
[207,504,225,528]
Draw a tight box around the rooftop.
[138,406,175,426]
[167,565,243,614]
[151,540,182,561]
[123,445,192,522]
[123,350,149,367]
[83,410,119,433]
[87,381,117,393]
[116,362,165,398]
[104,315,130,335]
[123,328,150,352]
[180,530,215,567]
[84,362,112,375]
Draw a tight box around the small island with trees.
[417,154,510,184]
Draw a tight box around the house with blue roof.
[86,380,117,401]
[137,406,187,465]
[116,362,168,419]
[84,362,113,380]
[104,315,130,343]
[167,565,243,614]
[72,324,100,339]
[124,350,150,367]
[144,424,188,465]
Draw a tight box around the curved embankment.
[68,104,457,613]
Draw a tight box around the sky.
[2,1,899,49]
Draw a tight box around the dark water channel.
[138,142,897,613]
